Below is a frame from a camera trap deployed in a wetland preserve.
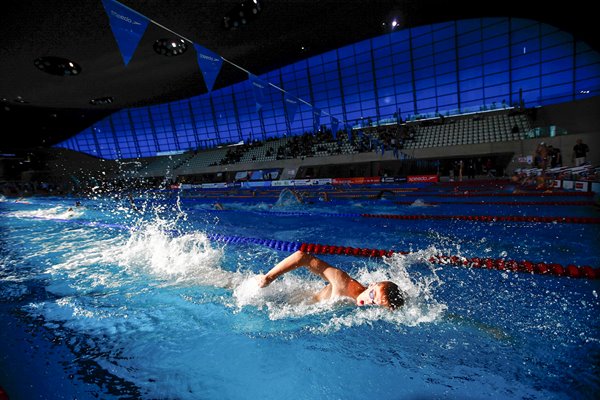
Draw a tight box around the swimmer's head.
[356,281,405,310]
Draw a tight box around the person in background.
[573,139,589,166]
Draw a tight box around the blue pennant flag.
[101,0,149,66]
[330,116,339,136]
[284,93,299,123]
[249,73,267,112]
[312,108,321,132]
[194,44,223,92]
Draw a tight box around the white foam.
[7,205,84,220]
[410,198,436,207]
[232,247,447,329]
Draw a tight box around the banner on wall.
[407,175,439,183]
[332,177,381,185]
[382,177,407,183]
[235,169,280,181]
[272,180,294,187]
[309,178,333,185]
[194,44,223,92]
[241,181,272,188]
[101,0,149,66]
[201,182,228,189]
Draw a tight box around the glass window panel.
[576,63,600,80]
[512,51,540,69]
[434,49,456,65]
[542,70,573,87]
[437,93,458,107]
[542,57,572,74]
[372,34,390,49]
[437,82,458,96]
[460,78,483,91]
[484,60,509,75]
[437,71,457,86]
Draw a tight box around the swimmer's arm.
[258,251,352,288]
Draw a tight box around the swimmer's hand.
[256,274,274,288]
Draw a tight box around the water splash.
[273,188,303,208]
[410,198,437,207]
[7,205,84,220]
[118,224,227,286]
[232,247,447,331]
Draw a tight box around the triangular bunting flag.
[330,116,339,136]
[249,73,267,112]
[194,44,223,92]
[101,0,149,66]
[284,93,299,123]
[312,107,321,132]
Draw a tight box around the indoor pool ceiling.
[0,0,597,149]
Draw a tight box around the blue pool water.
[0,187,599,399]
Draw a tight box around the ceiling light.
[153,38,188,56]
[223,0,261,30]
[89,96,114,105]
[34,56,82,76]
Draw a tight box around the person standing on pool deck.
[257,250,405,309]
[572,138,589,166]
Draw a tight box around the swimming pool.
[1,184,599,399]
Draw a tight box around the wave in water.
[7,205,84,220]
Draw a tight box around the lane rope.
[206,233,599,280]
[9,215,599,279]
[210,209,600,224]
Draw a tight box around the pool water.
[0,186,599,399]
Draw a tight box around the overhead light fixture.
[34,56,81,76]
[223,0,262,30]
[89,96,114,105]
[153,38,188,56]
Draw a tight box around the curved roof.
[1,0,598,150]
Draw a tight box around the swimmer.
[373,190,394,200]
[275,188,304,206]
[214,202,225,210]
[257,251,405,310]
